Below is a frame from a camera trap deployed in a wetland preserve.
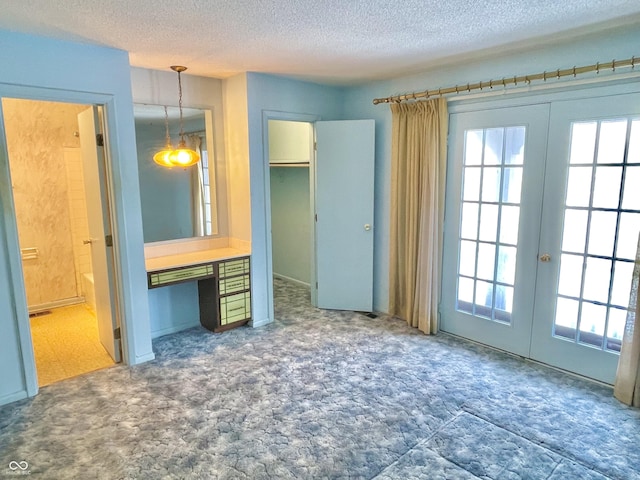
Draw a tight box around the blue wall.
[132,68,228,339]
[135,122,194,243]
[245,73,345,325]
[270,166,312,284]
[342,23,640,314]
[0,29,154,405]
[3,22,637,406]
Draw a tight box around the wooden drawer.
[218,257,250,278]
[219,274,250,296]
[148,263,214,288]
[220,291,251,326]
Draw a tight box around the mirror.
[134,104,218,243]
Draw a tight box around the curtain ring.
[513,75,517,86]
[525,76,530,84]
[501,78,506,87]
[612,59,616,72]
[572,66,576,77]
[596,62,600,74]
[466,83,470,92]
[489,80,493,89]
[479,81,483,90]
[543,71,547,81]
[556,69,560,79]
[438,88,442,96]
[455,85,459,94]
[632,56,636,70]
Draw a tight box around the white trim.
[0,390,28,406]
[448,74,640,114]
[0,84,148,401]
[28,297,85,314]
[134,352,157,363]
[151,319,199,339]
[0,98,38,399]
[250,316,272,328]
[449,71,640,103]
[273,272,310,288]
[261,110,321,328]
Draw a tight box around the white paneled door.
[441,104,550,357]
[78,107,120,363]
[315,120,375,312]
[441,93,640,384]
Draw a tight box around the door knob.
[83,239,93,245]
[364,224,372,231]
[539,253,551,262]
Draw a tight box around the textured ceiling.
[1,0,639,84]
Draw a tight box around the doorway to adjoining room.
[2,98,119,387]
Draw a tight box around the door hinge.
[314,141,317,151]
[105,234,113,247]
[315,213,318,222]
[96,133,104,147]
[114,327,121,340]
[316,282,318,289]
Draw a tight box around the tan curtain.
[186,134,206,237]
[614,233,640,407]
[389,98,448,334]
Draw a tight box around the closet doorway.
[1,98,120,387]
[268,119,315,300]
[265,115,376,315]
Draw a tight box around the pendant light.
[153,65,200,168]
[153,106,174,167]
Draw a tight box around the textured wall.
[3,99,87,308]
[63,148,93,294]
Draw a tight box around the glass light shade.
[153,147,174,167]
[167,141,200,167]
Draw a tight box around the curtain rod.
[372,56,638,105]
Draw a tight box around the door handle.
[364,224,372,231]
[83,239,94,245]
[539,253,551,262]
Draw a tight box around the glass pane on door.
[554,118,640,353]
[442,103,549,357]
[456,127,525,323]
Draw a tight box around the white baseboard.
[250,317,273,328]
[273,273,310,288]
[0,389,28,406]
[133,352,156,364]
[28,296,85,314]
[151,319,200,339]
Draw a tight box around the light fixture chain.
[177,70,185,140]
[163,105,170,146]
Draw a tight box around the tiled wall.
[63,148,93,293]
[3,99,90,308]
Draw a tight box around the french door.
[441,92,640,384]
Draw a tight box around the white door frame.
[0,86,130,397]
[261,111,320,321]
[441,79,640,383]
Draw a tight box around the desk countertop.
[145,247,250,273]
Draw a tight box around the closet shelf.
[269,162,309,168]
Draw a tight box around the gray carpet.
[1,278,639,479]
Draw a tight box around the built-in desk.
[145,247,251,332]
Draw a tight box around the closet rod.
[372,56,638,105]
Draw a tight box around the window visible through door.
[457,126,526,324]
[442,92,640,384]
[553,118,640,353]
